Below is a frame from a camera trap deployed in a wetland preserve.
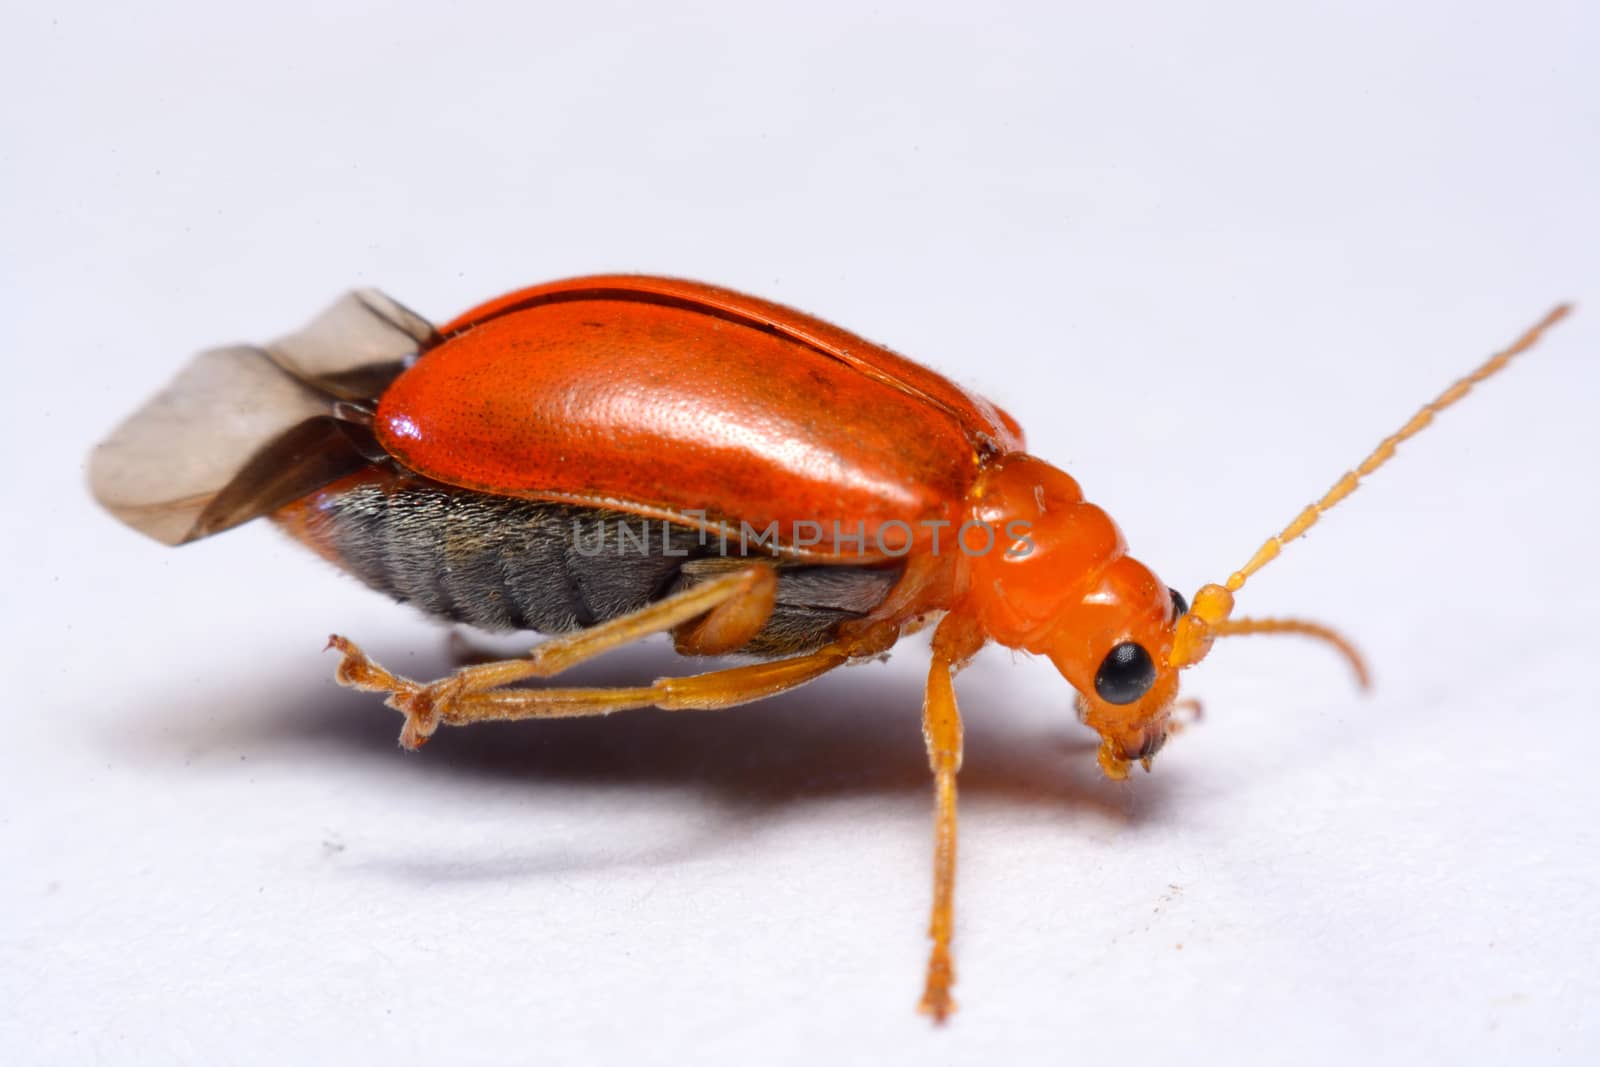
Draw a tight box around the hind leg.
[332,616,900,744]
[331,563,779,747]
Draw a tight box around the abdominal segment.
[274,467,901,656]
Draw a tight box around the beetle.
[88,276,1569,1020]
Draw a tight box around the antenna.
[1224,304,1571,594]
[1170,304,1573,673]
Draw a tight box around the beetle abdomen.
[274,469,901,654]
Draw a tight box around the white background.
[4,2,1597,1064]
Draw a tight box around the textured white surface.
[4,3,1598,1064]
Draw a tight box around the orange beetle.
[88,276,1570,1020]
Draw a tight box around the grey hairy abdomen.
[302,478,900,656]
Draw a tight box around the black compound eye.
[1094,641,1156,705]
[1169,587,1189,620]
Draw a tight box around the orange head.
[964,454,1186,779]
[962,305,1569,780]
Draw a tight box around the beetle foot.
[386,676,469,750]
[917,947,956,1023]
[327,634,439,749]
[327,634,418,697]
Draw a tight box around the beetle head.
[1041,556,1186,780]
[967,305,1569,779]
[965,454,1183,778]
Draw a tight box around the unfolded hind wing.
[265,289,438,401]
[89,290,436,546]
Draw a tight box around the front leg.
[917,613,987,1022]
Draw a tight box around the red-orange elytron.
[89,276,1570,1020]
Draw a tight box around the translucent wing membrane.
[88,290,436,546]
[266,289,438,400]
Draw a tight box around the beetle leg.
[479,564,780,680]
[859,550,949,627]
[671,562,780,655]
[329,564,780,747]
[917,613,987,1024]
[334,622,899,745]
[447,645,852,719]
